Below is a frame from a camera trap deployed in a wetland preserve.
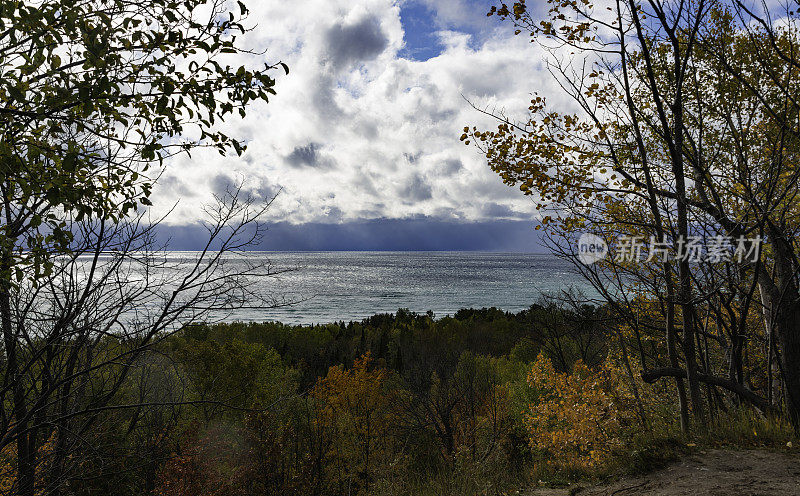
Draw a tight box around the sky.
[152,0,564,251]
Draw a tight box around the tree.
[1,187,286,495]
[312,353,393,495]
[468,0,800,431]
[0,0,285,277]
[524,354,636,469]
[0,1,288,492]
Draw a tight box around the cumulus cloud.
[441,158,463,175]
[285,142,336,169]
[400,174,433,202]
[325,16,389,67]
[150,0,568,229]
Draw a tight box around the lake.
[204,251,592,324]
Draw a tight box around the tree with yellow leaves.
[312,353,395,495]
[468,0,800,432]
[525,354,637,469]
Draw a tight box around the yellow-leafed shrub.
[525,354,635,469]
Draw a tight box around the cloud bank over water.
[163,218,545,252]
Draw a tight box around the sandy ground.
[525,449,800,496]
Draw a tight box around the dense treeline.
[159,304,609,495]
[178,305,607,386]
[2,299,795,495]
[0,304,612,495]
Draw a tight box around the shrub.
[524,354,637,469]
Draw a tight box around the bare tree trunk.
[673,135,706,429]
[669,27,706,428]
[665,275,690,433]
[678,278,705,428]
[758,232,800,431]
[771,343,782,408]
[0,248,36,496]
[774,303,800,431]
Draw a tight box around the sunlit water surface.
[167,251,595,324]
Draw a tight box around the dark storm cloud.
[323,206,344,221]
[286,143,335,169]
[401,174,433,201]
[158,218,544,252]
[256,181,282,201]
[210,174,237,196]
[404,152,421,164]
[325,17,388,67]
[158,175,196,197]
[310,73,344,118]
[286,143,320,167]
[208,175,281,201]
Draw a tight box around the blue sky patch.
[399,1,444,61]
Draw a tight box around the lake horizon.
[165,251,593,325]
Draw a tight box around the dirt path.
[526,449,800,496]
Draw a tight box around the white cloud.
[152,0,567,225]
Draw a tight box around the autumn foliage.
[0,305,794,495]
[312,353,395,493]
[524,355,635,469]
